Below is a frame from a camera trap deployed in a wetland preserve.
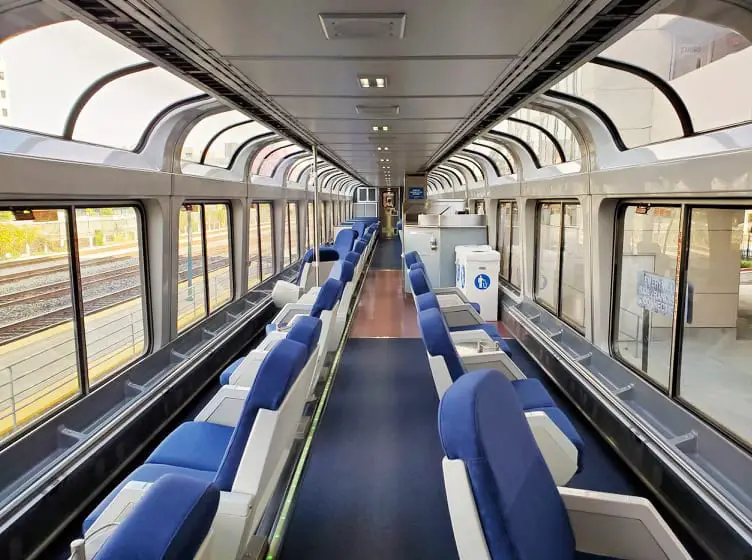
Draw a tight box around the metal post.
[312,144,320,286]
[186,206,193,302]
[67,207,90,395]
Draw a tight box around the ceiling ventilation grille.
[319,13,406,39]
[356,105,400,116]
[424,0,662,171]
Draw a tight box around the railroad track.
[0,257,232,344]
[0,255,136,285]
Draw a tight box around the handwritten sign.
[637,271,675,316]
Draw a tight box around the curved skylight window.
[73,66,201,149]
[599,14,752,134]
[181,110,248,164]
[203,120,270,167]
[0,20,142,137]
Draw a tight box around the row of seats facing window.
[405,251,692,559]
[73,219,379,559]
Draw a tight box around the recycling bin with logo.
[455,247,500,320]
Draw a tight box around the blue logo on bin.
[460,265,466,288]
[474,273,491,290]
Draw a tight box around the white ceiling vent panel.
[356,105,400,116]
[319,13,406,40]
[368,135,397,142]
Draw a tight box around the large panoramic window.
[180,110,248,164]
[613,203,752,447]
[497,201,520,290]
[0,205,148,443]
[258,202,275,281]
[613,204,681,388]
[284,202,300,266]
[535,202,585,330]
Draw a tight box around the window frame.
[496,200,520,293]
[177,201,233,333]
[284,201,300,267]
[249,200,275,283]
[610,199,752,453]
[0,201,151,448]
[533,200,585,333]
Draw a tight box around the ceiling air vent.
[356,105,400,116]
[368,135,396,142]
[319,13,406,39]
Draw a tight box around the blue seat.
[333,229,357,257]
[344,251,359,267]
[405,251,422,268]
[352,222,366,240]
[265,277,342,334]
[218,357,244,385]
[415,291,511,355]
[93,474,219,560]
[294,247,339,284]
[417,307,552,410]
[85,339,308,531]
[330,259,354,290]
[439,369,576,560]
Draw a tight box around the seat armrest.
[450,329,495,346]
[459,348,525,380]
[226,350,267,387]
[525,411,578,486]
[271,280,302,308]
[273,303,313,329]
[434,287,471,302]
[560,487,692,559]
[440,303,485,328]
[195,385,250,426]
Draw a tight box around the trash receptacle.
[455,245,492,291]
[456,248,500,320]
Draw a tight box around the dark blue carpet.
[371,238,402,270]
[279,338,457,560]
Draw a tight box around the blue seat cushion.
[417,307,465,381]
[84,463,217,533]
[531,406,585,472]
[287,315,322,358]
[219,357,244,385]
[93,474,219,560]
[145,422,234,472]
[510,378,554,410]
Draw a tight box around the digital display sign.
[407,187,425,200]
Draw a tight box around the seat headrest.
[344,251,360,265]
[352,222,366,238]
[415,291,440,312]
[417,307,464,381]
[405,251,421,268]
[311,277,342,317]
[439,369,575,559]
[330,259,355,285]
[94,474,219,559]
[408,266,431,296]
[299,247,340,264]
[214,339,307,491]
[287,315,322,358]
[334,229,357,254]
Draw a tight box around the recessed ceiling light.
[384,147,389,151]
[359,75,388,88]
[371,125,389,132]
[377,147,382,151]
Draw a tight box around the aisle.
[279,240,457,559]
[370,236,402,270]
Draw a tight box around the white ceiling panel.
[272,96,480,120]
[295,119,459,134]
[233,59,511,97]
[154,0,573,57]
[148,0,579,182]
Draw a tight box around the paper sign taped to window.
[637,271,675,316]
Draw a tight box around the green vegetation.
[742,259,752,269]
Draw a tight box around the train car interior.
[0,0,752,558]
